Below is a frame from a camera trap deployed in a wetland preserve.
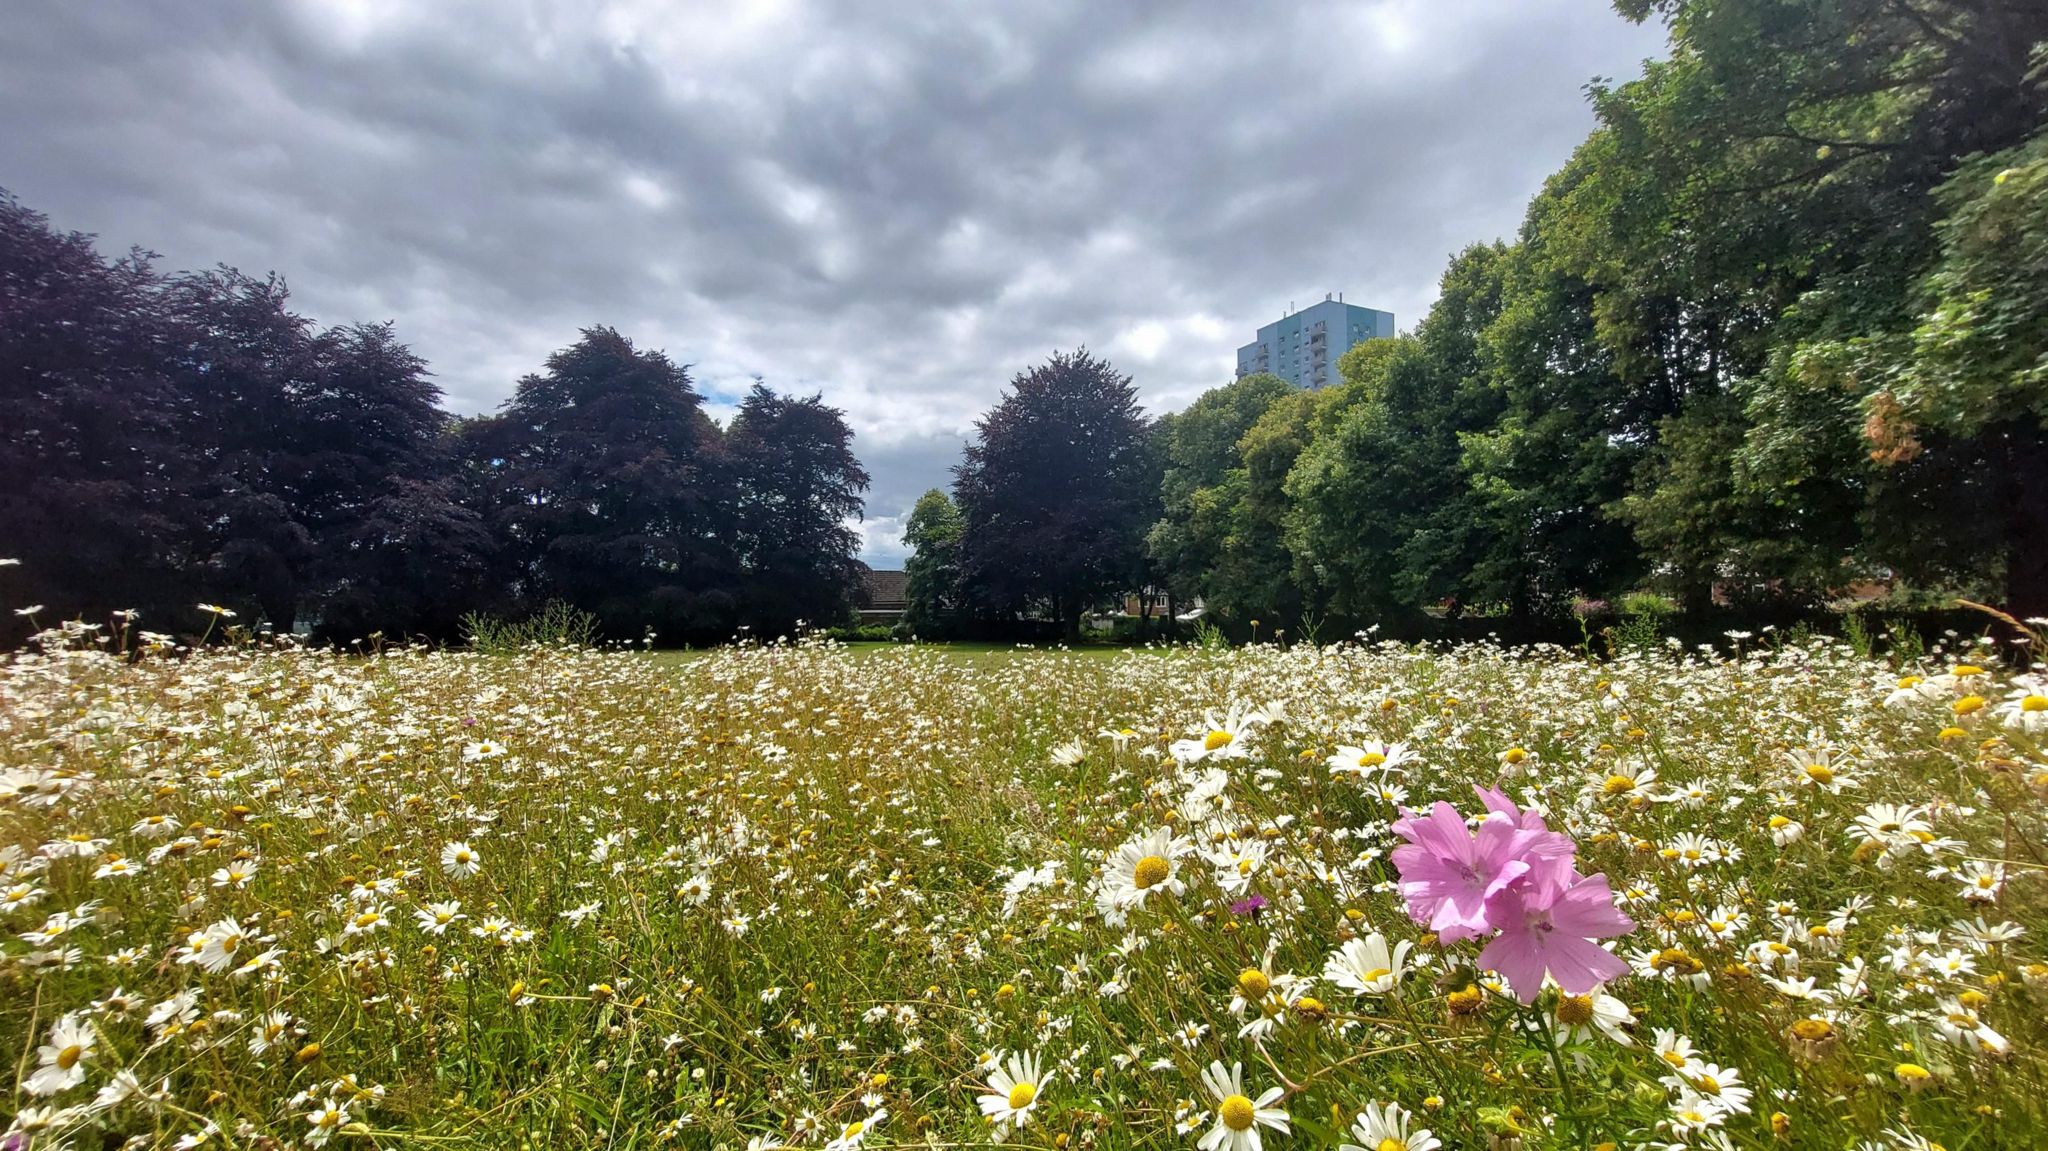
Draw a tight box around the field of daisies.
[4,631,2048,1151]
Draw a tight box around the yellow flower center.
[1954,695,1985,714]
[1804,764,1833,784]
[1652,948,1702,975]
[842,1121,864,1139]
[1503,747,1527,764]
[1378,1140,1409,1151]
[1955,664,1984,677]
[56,1044,83,1070]
[1602,774,1635,795]
[1237,968,1271,999]
[1219,1094,1257,1131]
[1361,966,1392,985]
[1895,1063,1931,1081]
[1132,855,1171,890]
[353,912,380,929]
[1007,1081,1037,1109]
[1357,751,1385,767]
[1204,730,1234,751]
[2022,695,2048,713]
[1556,994,1595,1026]
[1789,1018,1833,1041]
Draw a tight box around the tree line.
[905,0,2048,639]
[0,195,869,647]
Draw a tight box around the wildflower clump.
[0,628,2045,1151]
[1391,786,1634,1001]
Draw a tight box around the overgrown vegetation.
[459,600,604,655]
[4,633,2046,1148]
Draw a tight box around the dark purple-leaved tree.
[462,327,738,641]
[725,384,869,638]
[0,191,194,639]
[953,349,1157,639]
[295,322,495,643]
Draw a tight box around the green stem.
[1529,1003,1588,1151]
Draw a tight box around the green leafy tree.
[1144,372,1294,617]
[1805,136,2048,610]
[1603,0,2048,606]
[1286,245,1512,618]
[901,488,964,636]
[1233,385,1359,623]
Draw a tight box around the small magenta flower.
[1230,894,1269,920]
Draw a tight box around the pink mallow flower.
[1476,863,1634,1003]
[1391,786,1634,1003]
[1472,785,1551,832]
[1391,790,1574,943]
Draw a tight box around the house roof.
[862,568,910,609]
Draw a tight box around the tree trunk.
[2004,424,2048,621]
[262,594,295,637]
[1679,576,1715,617]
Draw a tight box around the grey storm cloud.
[1,0,1664,566]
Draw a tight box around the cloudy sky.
[3,1,1663,565]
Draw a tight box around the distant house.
[860,568,910,625]
[1122,587,1172,617]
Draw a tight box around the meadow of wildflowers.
[4,628,2048,1151]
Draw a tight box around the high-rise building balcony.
[1235,299,1394,390]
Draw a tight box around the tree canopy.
[953,350,1157,637]
[0,198,872,647]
